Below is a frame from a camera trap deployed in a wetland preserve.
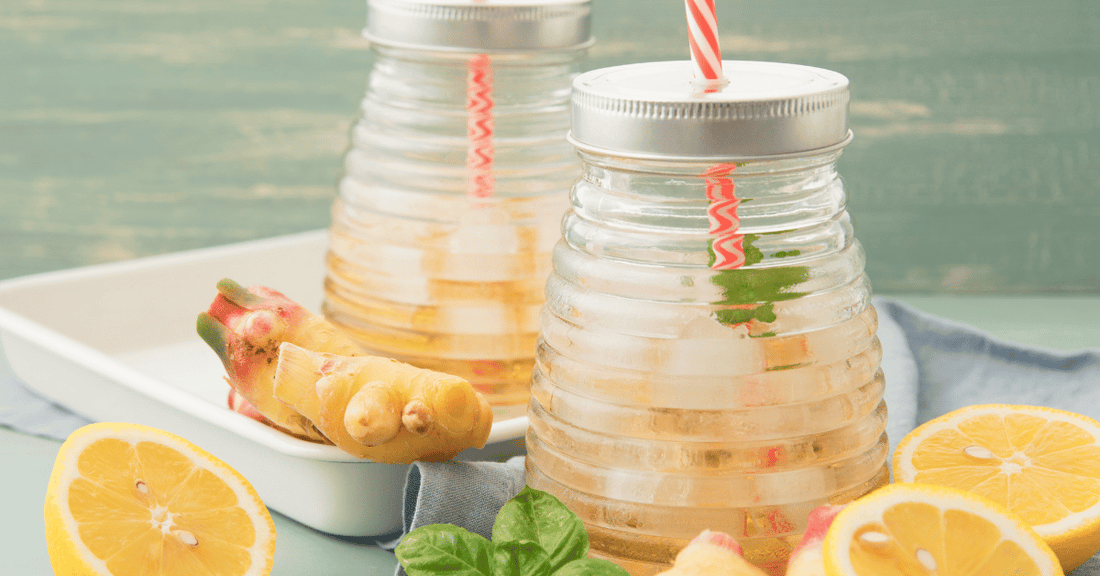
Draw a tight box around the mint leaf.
[555,558,632,576]
[707,233,810,311]
[395,524,494,576]
[713,301,779,327]
[493,486,589,572]
[710,266,809,306]
[494,540,552,576]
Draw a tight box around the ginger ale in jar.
[526,60,889,576]
[325,0,592,421]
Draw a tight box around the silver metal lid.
[364,0,592,52]
[569,60,853,161]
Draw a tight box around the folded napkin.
[3,296,1099,575]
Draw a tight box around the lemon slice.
[822,483,1063,576]
[44,422,276,576]
[892,404,1100,572]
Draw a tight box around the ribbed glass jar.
[324,0,591,421]
[525,61,889,576]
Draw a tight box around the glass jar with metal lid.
[526,60,889,575]
[324,0,592,422]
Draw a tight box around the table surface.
[3,295,1098,574]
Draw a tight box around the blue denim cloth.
[3,296,1099,574]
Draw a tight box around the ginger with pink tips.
[199,278,494,463]
[197,278,363,441]
[227,388,268,424]
[784,504,846,576]
[273,342,494,464]
[656,530,768,576]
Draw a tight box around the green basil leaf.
[493,540,552,576]
[395,524,494,576]
[553,558,632,576]
[493,486,589,572]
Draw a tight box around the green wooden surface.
[1,0,1098,292]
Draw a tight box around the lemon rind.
[824,483,1062,576]
[892,404,1100,538]
[46,422,275,576]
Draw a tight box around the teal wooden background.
[2,0,1098,294]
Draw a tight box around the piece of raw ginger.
[197,278,363,442]
[273,342,494,464]
[784,504,845,576]
[656,530,769,576]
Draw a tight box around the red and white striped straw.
[465,0,495,200]
[703,163,745,269]
[684,0,723,83]
[466,53,495,199]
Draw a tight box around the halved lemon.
[822,483,1063,576]
[892,404,1100,572]
[44,422,276,576]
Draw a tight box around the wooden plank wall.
[2,0,1098,294]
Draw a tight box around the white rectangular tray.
[0,230,528,537]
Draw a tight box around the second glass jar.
[325,0,592,421]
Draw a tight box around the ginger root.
[197,279,362,441]
[784,504,846,576]
[656,530,768,576]
[273,342,493,464]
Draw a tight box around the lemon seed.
[858,531,890,546]
[916,548,937,571]
[176,530,199,546]
[963,445,996,459]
